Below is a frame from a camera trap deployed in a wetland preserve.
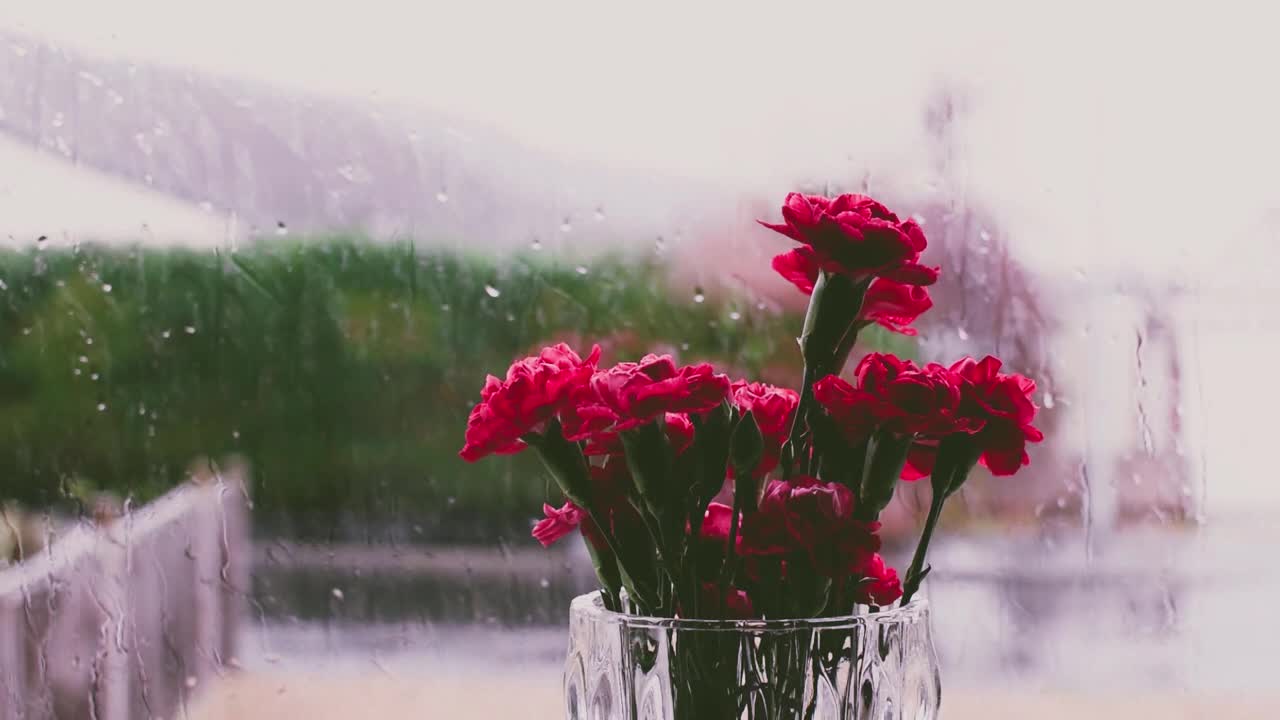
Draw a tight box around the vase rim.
[569,591,930,631]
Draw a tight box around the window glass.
[1,3,1276,718]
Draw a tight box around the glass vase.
[563,592,941,720]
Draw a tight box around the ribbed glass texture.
[564,593,941,720]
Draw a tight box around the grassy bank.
[0,239,909,540]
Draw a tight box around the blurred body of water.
[240,521,1278,694]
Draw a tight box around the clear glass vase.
[564,592,941,720]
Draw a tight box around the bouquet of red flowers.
[461,192,1043,716]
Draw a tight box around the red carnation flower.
[859,278,933,336]
[560,383,618,445]
[813,374,881,444]
[587,354,730,431]
[731,381,799,476]
[854,553,903,606]
[742,477,882,578]
[861,354,978,435]
[531,502,585,547]
[459,343,600,462]
[576,412,697,457]
[950,356,1044,476]
[761,193,939,287]
[771,245,820,294]
[817,355,981,469]
[900,356,1043,479]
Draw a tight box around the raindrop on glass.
[1042,391,1055,409]
[331,587,345,601]
[184,326,196,335]
[100,282,112,293]
[575,266,589,275]
[96,403,107,412]
[756,301,767,311]
[185,676,198,689]
[594,207,605,221]
[232,430,240,440]
[484,284,501,298]
[539,578,551,589]
[276,221,288,236]
[530,238,542,251]
[729,311,742,321]
[73,368,81,376]
[21,328,30,335]
[693,287,706,304]
[957,327,969,340]
[51,112,64,128]
[36,235,48,250]
[161,330,171,339]
[90,373,99,381]
[78,355,88,364]
[560,218,572,233]
[436,189,449,203]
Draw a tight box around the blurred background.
[0,1,1278,718]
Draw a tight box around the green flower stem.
[785,272,869,478]
[901,436,981,604]
[900,489,945,605]
[717,482,745,618]
[528,427,660,612]
[582,536,623,611]
[856,432,914,522]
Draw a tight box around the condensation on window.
[0,3,1277,718]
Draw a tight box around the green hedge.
[0,239,905,540]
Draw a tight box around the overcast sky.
[3,0,1279,279]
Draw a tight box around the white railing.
[0,462,251,720]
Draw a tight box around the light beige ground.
[189,672,1278,719]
